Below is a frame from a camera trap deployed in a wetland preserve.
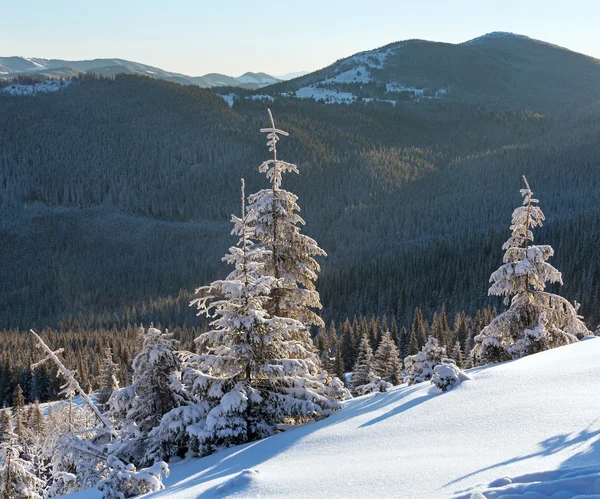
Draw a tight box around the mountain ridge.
[0,56,282,89]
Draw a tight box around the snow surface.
[250,94,274,102]
[295,86,356,103]
[64,339,600,498]
[218,93,237,108]
[1,79,71,96]
[323,66,372,84]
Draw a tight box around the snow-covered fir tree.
[0,407,11,439]
[97,348,120,411]
[108,326,189,466]
[431,362,463,392]
[451,341,464,369]
[373,331,403,385]
[350,333,373,394]
[13,384,26,438]
[404,336,450,385]
[183,179,338,456]
[0,416,44,499]
[26,401,46,436]
[473,177,590,365]
[246,109,326,328]
[97,457,168,499]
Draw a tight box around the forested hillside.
[1,35,600,341]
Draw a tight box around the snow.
[218,93,237,108]
[251,94,274,102]
[323,66,372,84]
[62,338,600,499]
[1,79,71,96]
[295,86,356,104]
[345,46,396,70]
[386,82,448,100]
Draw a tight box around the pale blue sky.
[3,0,599,76]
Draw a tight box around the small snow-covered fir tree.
[0,407,11,440]
[108,326,188,466]
[373,331,403,385]
[0,417,44,499]
[246,109,326,327]
[26,400,46,436]
[473,177,590,365]
[355,374,392,396]
[97,456,168,499]
[13,384,26,438]
[404,336,450,386]
[451,341,464,369]
[350,334,373,394]
[432,363,463,392]
[97,348,120,411]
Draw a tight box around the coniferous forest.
[1,33,600,496]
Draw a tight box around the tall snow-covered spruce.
[184,157,336,456]
[473,177,590,364]
[247,108,326,327]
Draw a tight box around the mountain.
[64,338,600,498]
[259,32,600,110]
[2,33,600,333]
[274,70,310,81]
[0,56,281,89]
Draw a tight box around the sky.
[2,0,600,77]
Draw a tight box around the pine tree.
[373,331,403,385]
[473,177,590,364]
[350,334,373,394]
[246,109,326,327]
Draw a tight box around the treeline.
[0,306,496,407]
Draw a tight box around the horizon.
[3,0,600,76]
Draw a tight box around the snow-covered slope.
[66,338,600,498]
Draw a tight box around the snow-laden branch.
[29,329,117,438]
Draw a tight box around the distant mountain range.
[259,31,600,110]
[0,56,283,89]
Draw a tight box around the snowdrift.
[67,338,600,498]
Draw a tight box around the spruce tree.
[12,384,26,438]
[185,179,337,456]
[350,334,373,394]
[451,341,464,369]
[97,347,120,411]
[473,177,590,364]
[108,326,189,466]
[404,336,450,385]
[373,331,403,385]
[246,109,326,327]
[0,416,44,499]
